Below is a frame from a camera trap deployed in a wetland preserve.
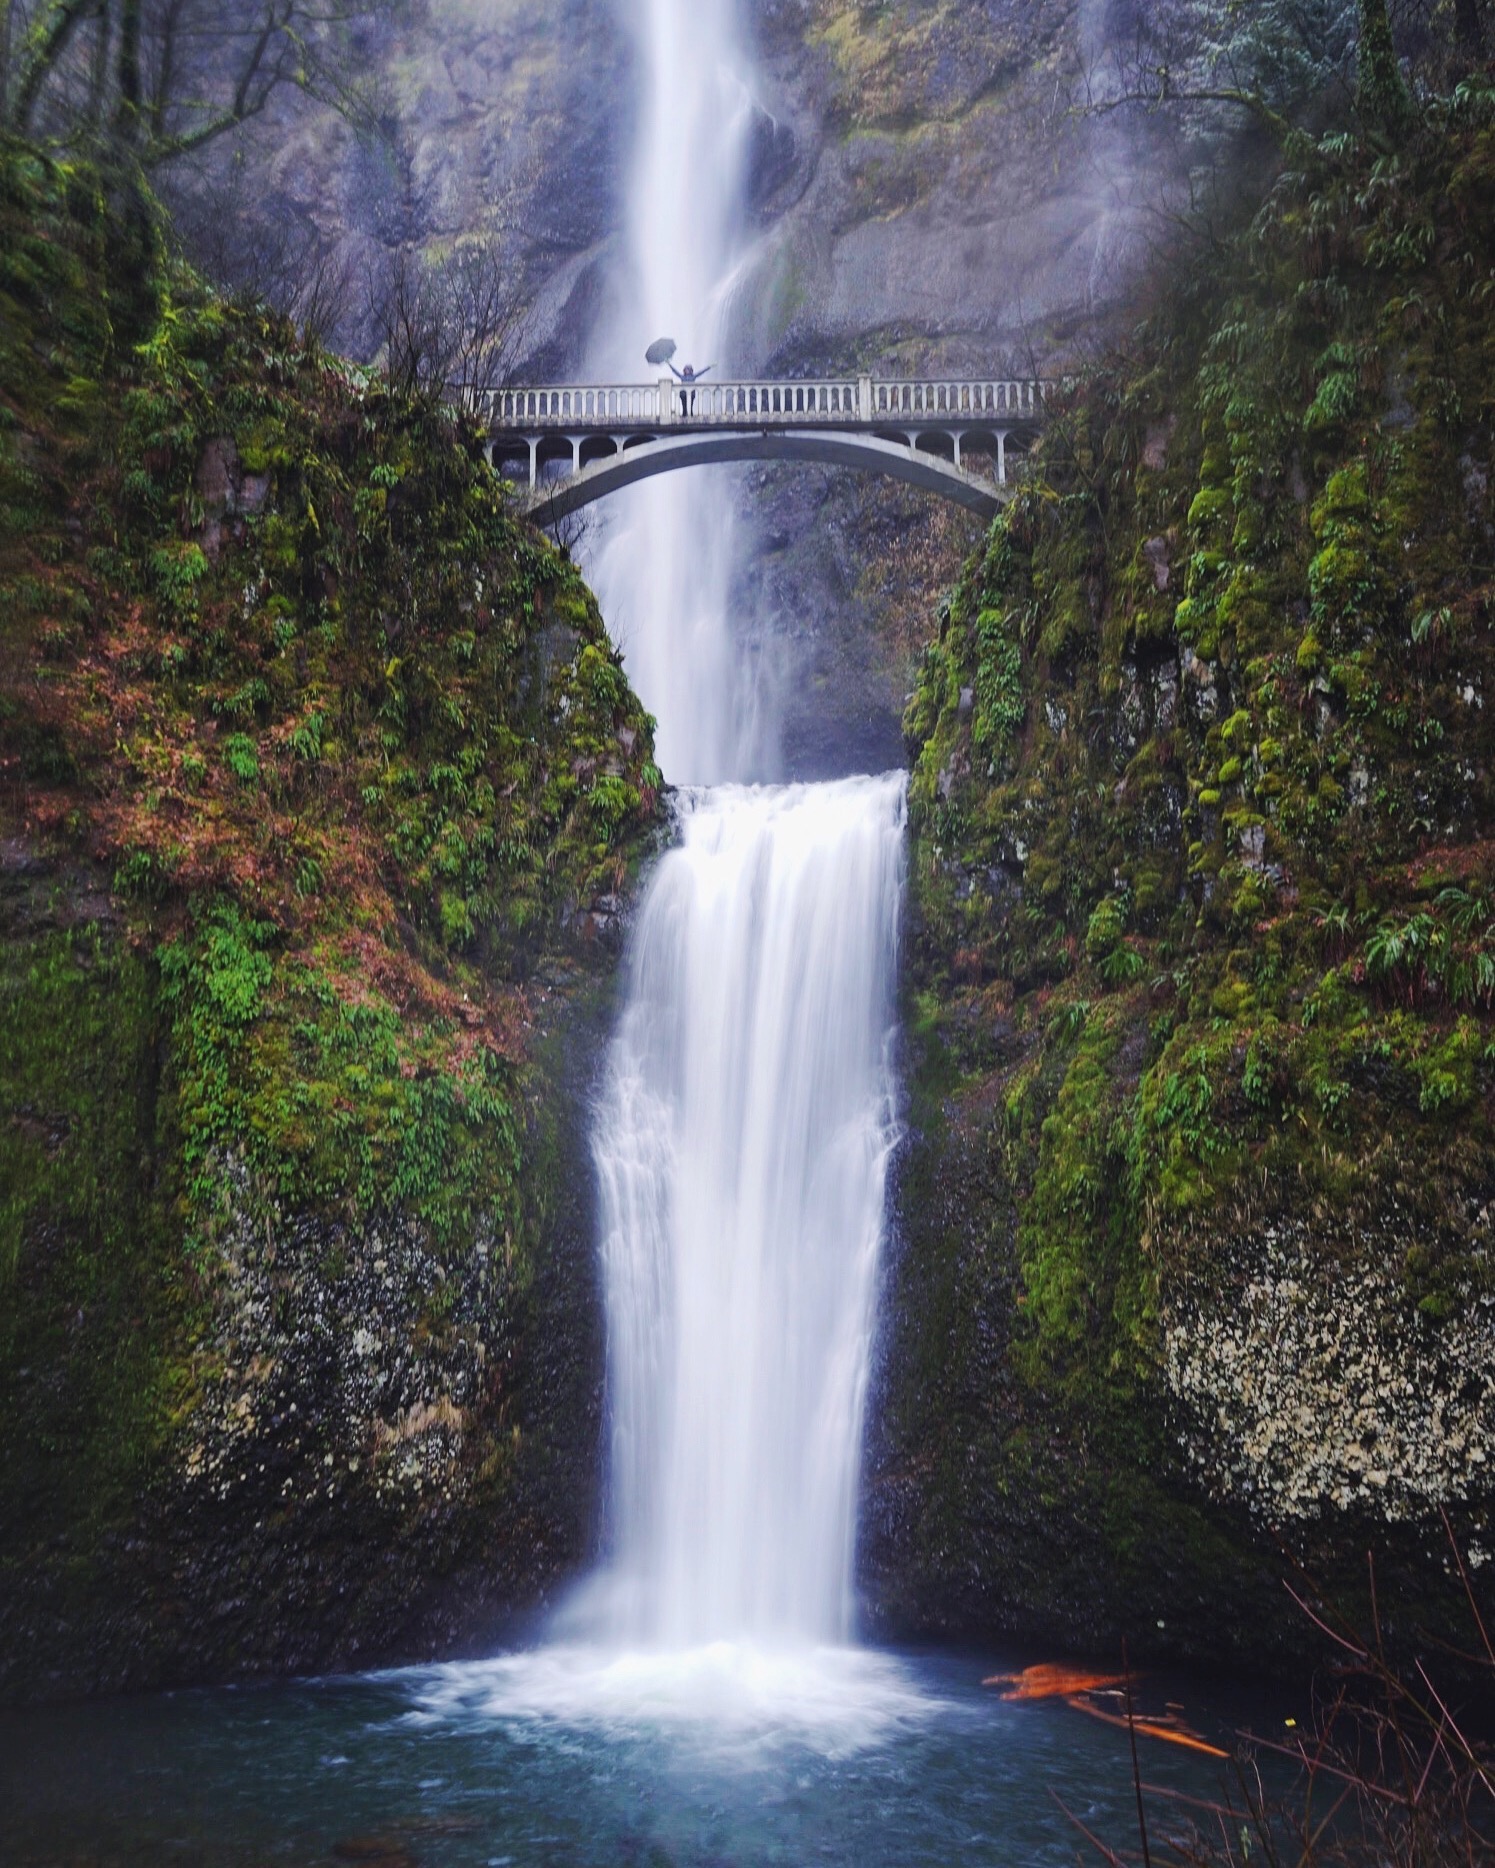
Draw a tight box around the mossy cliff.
[0,142,661,1698]
[863,95,1495,1664]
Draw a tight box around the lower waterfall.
[409,773,927,1744]
[593,774,907,1649]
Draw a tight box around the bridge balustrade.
[699,381,861,420]
[478,385,663,426]
[474,378,1048,431]
[871,380,1040,418]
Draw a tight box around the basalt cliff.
[0,142,661,1696]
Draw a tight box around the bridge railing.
[694,380,862,420]
[472,378,1049,430]
[479,385,663,426]
[871,380,1043,418]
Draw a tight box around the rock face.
[0,151,662,1699]
[743,0,1161,364]
[860,1058,1295,1668]
[0,851,617,1696]
[741,463,988,779]
[733,0,1187,774]
[167,0,630,374]
[863,106,1495,1662]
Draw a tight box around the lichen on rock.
[1162,1219,1495,1523]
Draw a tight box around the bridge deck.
[471,377,1050,519]
[473,376,1047,434]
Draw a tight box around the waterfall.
[451,1,916,1728]
[583,0,765,784]
[594,776,906,1648]
[567,0,910,1676]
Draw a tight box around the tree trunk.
[13,0,99,132]
[87,0,113,129]
[1356,0,1413,132]
[1454,0,1485,59]
[113,0,140,143]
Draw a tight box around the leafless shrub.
[1063,1516,1495,1868]
[294,242,359,347]
[539,501,596,560]
[168,158,359,344]
[375,238,530,405]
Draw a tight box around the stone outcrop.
[0,148,661,1699]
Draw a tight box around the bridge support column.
[528,439,538,490]
[571,436,582,473]
[997,430,1007,485]
[952,430,962,470]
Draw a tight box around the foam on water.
[404,1641,939,1758]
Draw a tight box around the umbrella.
[645,336,677,366]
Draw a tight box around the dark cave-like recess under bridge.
[471,377,1049,520]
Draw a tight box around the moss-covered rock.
[0,141,661,1697]
[867,91,1495,1663]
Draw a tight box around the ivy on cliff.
[904,84,1495,1384]
[0,138,662,1258]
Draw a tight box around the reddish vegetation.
[1,150,664,1248]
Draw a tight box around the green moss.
[1014,999,1151,1378]
[0,914,190,1599]
[971,606,1025,754]
[898,95,1495,1373]
[156,904,523,1247]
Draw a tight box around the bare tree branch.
[13,0,102,131]
[375,238,531,406]
[5,0,389,169]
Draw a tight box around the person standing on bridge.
[669,360,712,417]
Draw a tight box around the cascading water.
[573,0,912,1692]
[583,0,765,784]
[575,0,909,1678]
[433,0,922,1740]
[595,776,906,1650]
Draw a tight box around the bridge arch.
[505,428,1009,522]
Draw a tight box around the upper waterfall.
[584,0,765,786]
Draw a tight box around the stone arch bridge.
[470,377,1048,522]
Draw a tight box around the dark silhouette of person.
[669,361,712,417]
